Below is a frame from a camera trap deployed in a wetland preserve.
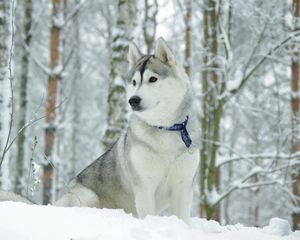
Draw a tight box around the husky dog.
[1,38,200,223]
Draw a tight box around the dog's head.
[126,38,192,126]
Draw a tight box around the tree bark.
[291,0,300,231]
[102,0,136,149]
[199,0,221,221]
[199,0,209,218]
[0,0,12,190]
[184,0,192,76]
[43,0,63,205]
[70,0,81,177]
[14,0,32,195]
[143,0,158,54]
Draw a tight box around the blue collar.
[158,116,192,148]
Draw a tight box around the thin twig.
[0,95,67,169]
[201,138,256,166]
[230,30,300,95]
[211,161,300,206]
[3,115,47,156]
[217,153,300,167]
[230,20,268,95]
[62,0,87,28]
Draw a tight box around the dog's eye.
[149,76,158,83]
[132,80,136,86]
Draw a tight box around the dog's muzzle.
[129,96,142,111]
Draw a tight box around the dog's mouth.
[131,101,160,112]
[131,105,143,111]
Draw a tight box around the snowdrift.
[0,202,299,240]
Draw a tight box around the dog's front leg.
[170,184,193,223]
[134,186,156,218]
[129,147,163,218]
[170,151,199,223]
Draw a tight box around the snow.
[263,218,292,236]
[206,187,221,206]
[0,202,299,240]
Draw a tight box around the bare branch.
[22,41,51,76]
[230,30,300,95]
[62,0,87,28]
[201,138,257,166]
[229,21,268,95]
[3,115,47,157]
[0,95,67,168]
[217,153,300,167]
[211,160,300,206]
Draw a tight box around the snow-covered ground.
[0,202,299,240]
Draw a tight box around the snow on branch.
[217,153,300,167]
[229,30,300,95]
[62,0,87,28]
[201,138,257,167]
[209,161,300,207]
[22,41,52,76]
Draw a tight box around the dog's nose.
[129,96,141,108]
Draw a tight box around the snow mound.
[0,202,299,240]
[263,218,292,236]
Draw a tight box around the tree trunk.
[70,0,81,177]
[291,0,300,230]
[199,0,221,221]
[102,0,136,149]
[199,0,209,218]
[184,0,192,76]
[143,0,158,54]
[14,0,32,195]
[43,0,63,205]
[0,0,12,190]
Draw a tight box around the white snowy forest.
[0,0,300,235]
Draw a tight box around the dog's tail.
[0,191,34,204]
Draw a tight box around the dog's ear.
[154,37,176,65]
[128,42,142,69]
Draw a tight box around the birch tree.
[102,0,136,149]
[14,0,32,195]
[70,0,81,177]
[0,0,13,190]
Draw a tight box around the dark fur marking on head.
[126,55,152,84]
[139,55,153,83]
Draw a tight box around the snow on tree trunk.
[14,0,32,195]
[102,0,136,149]
[291,0,300,230]
[0,0,13,191]
[43,0,63,205]
[69,0,81,177]
[199,0,222,221]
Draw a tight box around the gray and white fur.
[1,38,200,223]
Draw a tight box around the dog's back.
[75,143,136,213]
[0,191,33,204]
